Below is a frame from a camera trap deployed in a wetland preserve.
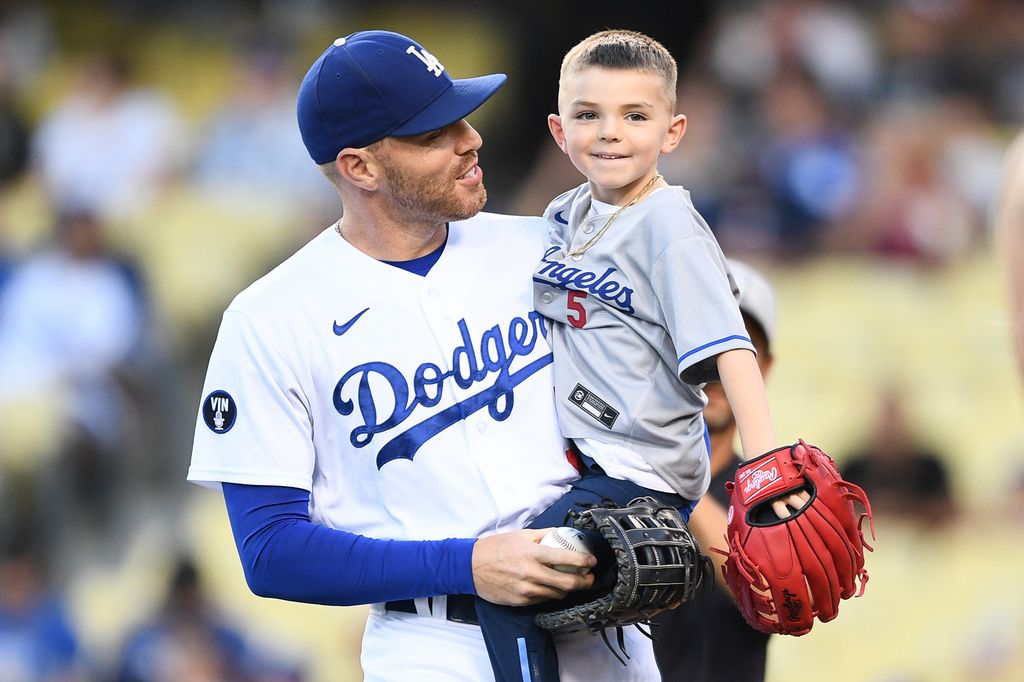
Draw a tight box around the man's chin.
[703,409,735,434]
[448,188,487,222]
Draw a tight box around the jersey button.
[541,292,554,304]
[476,422,487,434]
[582,224,595,234]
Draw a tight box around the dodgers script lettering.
[333,313,550,468]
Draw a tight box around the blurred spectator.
[659,77,746,228]
[0,51,28,192]
[0,245,10,294]
[0,209,147,537]
[0,47,26,301]
[852,100,982,265]
[938,95,1007,224]
[0,532,90,682]
[786,1,880,106]
[0,207,13,296]
[710,0,881,105]
[989,2,1024,124]
[840,385,956,527]
[116,557,302,682]
[191,40,335,217]
[754,69,860,256]
[878,0,968,99]
[31,50,185,222]
[0,2,53,92]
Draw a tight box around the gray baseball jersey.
[532,182,753,500]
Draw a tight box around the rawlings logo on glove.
[718,440,874,636]
[738,459,783,504]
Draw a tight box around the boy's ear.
[661,113,687,154]
[548,114,569,154]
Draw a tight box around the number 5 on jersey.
[567,290,587,329]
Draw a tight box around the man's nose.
[453,119,483,152]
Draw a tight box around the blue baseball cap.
[297,30,507,164]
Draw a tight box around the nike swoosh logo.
[554,211,568,224]
[333,307,370,336]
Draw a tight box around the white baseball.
[540,527,594,575]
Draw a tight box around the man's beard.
[382,159,487,224]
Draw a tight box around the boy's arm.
[716,348,775,460]
[716,348,807,517]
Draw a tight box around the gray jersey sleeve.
[652,234,750,385]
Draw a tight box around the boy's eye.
[576,111,597,121]
[626,113,648,122]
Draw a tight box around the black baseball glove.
[534,496,710,654]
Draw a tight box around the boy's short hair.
[559,30,677,109]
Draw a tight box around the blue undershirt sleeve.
[221,482,477,605]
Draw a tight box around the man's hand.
[472,529,596,606]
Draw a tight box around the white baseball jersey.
[533,183,753,500]
[187,214,661,680]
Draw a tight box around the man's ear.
[661,114,687,155]
[335,148,380,190]
[548,114,569,154]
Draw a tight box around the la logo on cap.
[406,45,444,77]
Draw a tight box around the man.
[186,30,660,681]
[652,258,777,682]
[995,130,1024,388]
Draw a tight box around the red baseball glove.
[719,440,874,636]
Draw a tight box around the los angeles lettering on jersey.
[534,246,635,314]
[333,312,551,468]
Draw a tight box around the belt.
[383,595,479,625]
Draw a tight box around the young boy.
[474,30,801,681]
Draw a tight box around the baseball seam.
[550,530,575,550]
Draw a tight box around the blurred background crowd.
[0,0,1022,680]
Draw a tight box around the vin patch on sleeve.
[568,383,619,429]
[203,390,237,434]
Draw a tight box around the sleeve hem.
[187,467,312,492]
[677,335,753,372]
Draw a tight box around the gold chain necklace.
[567,174,662,261]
